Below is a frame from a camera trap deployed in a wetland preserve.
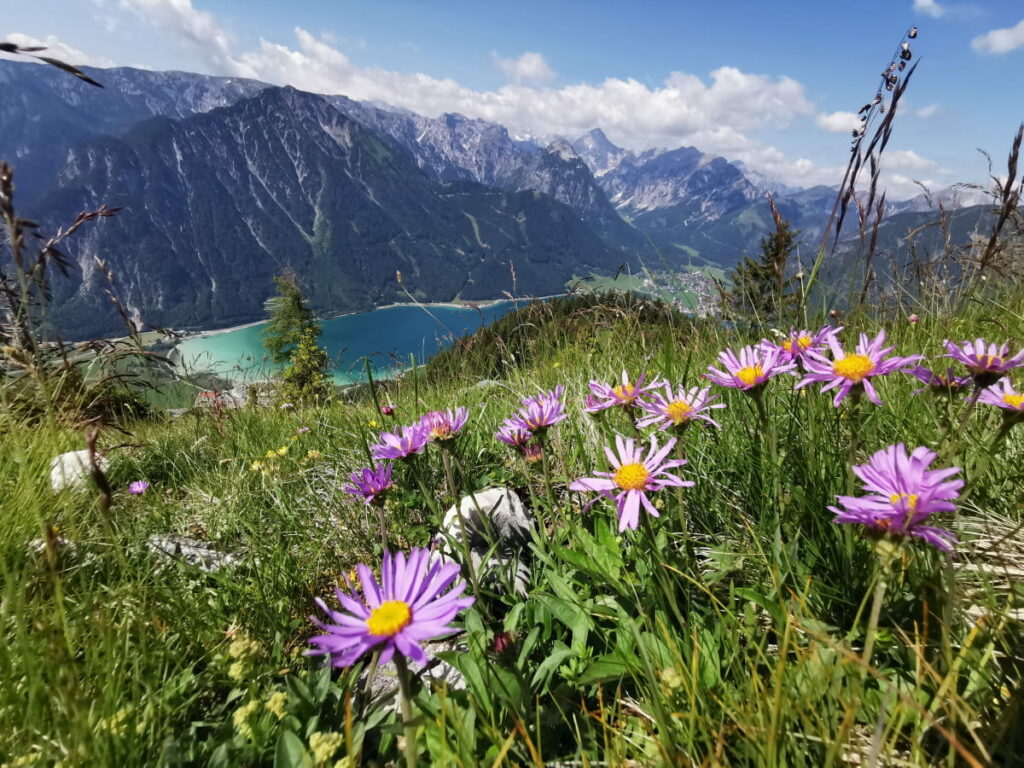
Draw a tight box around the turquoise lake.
[175,301,521,384]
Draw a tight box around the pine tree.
[724,197,801,322]
[261,272,318,364]
[279,326,332,405]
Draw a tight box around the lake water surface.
[175,301,520,384]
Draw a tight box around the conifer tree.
[279,326,332,405]
[261,271,318,364]
[724,197,802,322]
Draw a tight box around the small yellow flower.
[276,446,289,456]
[265,691,288,720]
[98,707,132,737]
[228,636,260,659]
[249,460,264,472]
[659,667,684,690]
[309,732,343,764]
[553,362,561,368]
[290,434,299,441]
[368,420,379,428]
[334,757,354,768]
[305,450,322,461]
[227,660,247,682]
[266,450,277,459]
[232,699,261,741]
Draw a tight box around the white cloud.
[492,51,556,83]
[118,0,242,73]
[914,103,940,118]
[816,111,862,133]
[886,150,937,170]
[971,19,1024,54]
[913,0,946,18]
[106,0,836,188]
[889,174,937,198]
[0,32,114,67]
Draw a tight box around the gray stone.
[50,450,109,492]
[146,534,244,572]
[438,487,533,595]
[357,638,467,711]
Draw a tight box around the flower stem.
[440,445,458,501]
[861,541,897,672]
[408,456,442,521]
[394,656,418,768]
[537,430,557,514]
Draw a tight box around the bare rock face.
[50,450,108,492]
[438,487,533,595]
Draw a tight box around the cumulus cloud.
[816,111,861,133]
[108,0,844,188]
[0,32,114,67]
[118,0,242,73]
[492,51,556,83]
[886,149,937,170]
[912,0,946,17]
[971,19,1024,54]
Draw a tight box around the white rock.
[439,487,533,595]
[147,534,245,572]
[50,450,108,492]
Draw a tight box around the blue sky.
[5,0,1024,197]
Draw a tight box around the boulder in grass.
[438,487,533,595]
[147,534,245,572]
[50,450,108,492]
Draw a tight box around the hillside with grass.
[3,286,1024,766]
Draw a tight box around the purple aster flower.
[569,434,693,532]
[907,366,972,396]
[510,386,568,433]
[636,384,725,431]
[829,443,962,552]
[796,329,921,406]
[762,325,842,364]
[978,378,1024,419]
[496,420,532,448]
[128,480,149,495]
[584,370,660,413]
[944,339,1024,387]
[704,344,797,392]
[370,422,430,461]
[419,407,469,442]
[309,548,473,667]
[343,464,394,506]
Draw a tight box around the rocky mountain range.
[0,59,996,338]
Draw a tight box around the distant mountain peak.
[545,138,581,163]
[571,128,628,175]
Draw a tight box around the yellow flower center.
[1003,394,1024,409]
[889,492,919,511]
[797,335,813,349]
[736,365,764,387]
[613,462,650,491]
[666,400,693,424]
[430,426,452,439]
[612,384,637,401]
[971,355,1003,372]
[366,600,412,637]
[833,354,875,382]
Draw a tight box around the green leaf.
[535,594,592,650]
[578,649,633,685]
[274,729,311,768]
[530,641,574,688]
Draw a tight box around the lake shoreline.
[175,296,537,343]
[171,297,549,385]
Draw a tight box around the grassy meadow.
[2,291,1023,767]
